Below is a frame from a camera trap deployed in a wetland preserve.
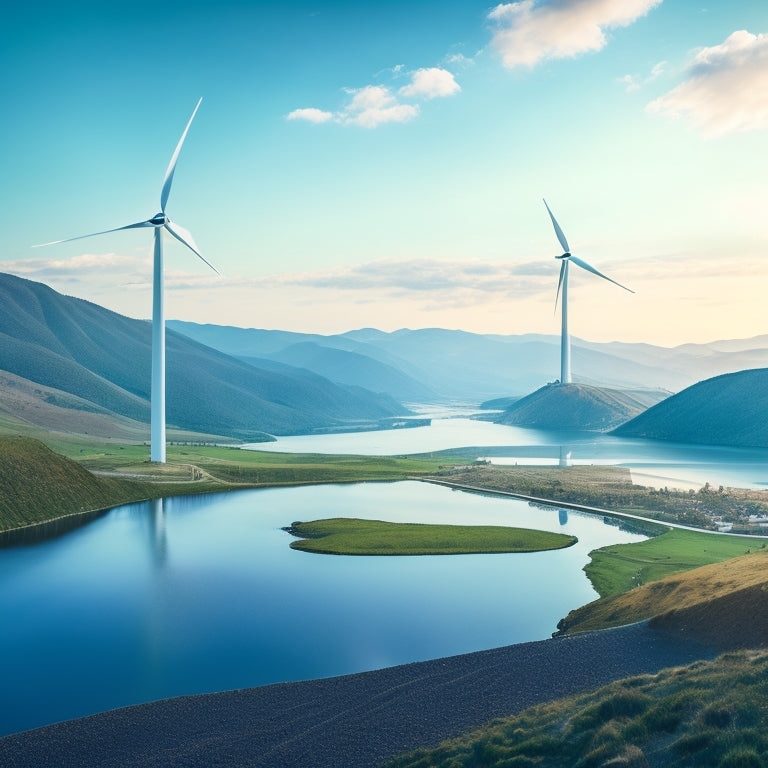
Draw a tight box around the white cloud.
[342,85,420,128]
[445,53,474,66]
[620,60,666,92]
[286,107,334,124]
[647,30,768,136]
[2,253,147,280]
[287,67,460,129]
[488,0,662,69]
[398,67,461,99]
[268,257,552,299]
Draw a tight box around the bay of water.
[244,414,768,491]
[0,481,645,737]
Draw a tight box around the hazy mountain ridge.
[169,321,768,401]
[612,368,768,449]
[0,273,405,438]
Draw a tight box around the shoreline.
[0,622,717,768]
[420,477,768,539]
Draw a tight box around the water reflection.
[148,498,168,570]
[247,418,768,490]
[0,481,647,737]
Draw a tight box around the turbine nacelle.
[555,253,571,260]
[149,213,168,226]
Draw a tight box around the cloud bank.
[287,67,460,128]
[647,30,768,137]
[488,0,662,68]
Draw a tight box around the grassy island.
[286,517,577,555]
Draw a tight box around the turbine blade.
[33,220,154,247]
[569,255,634,293]
[543,198,570,254]
[554,260,566,313]
[164,220,219,274]
[160,98,202,213]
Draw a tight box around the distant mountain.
[0,273,405,439]
[494,383,669,432]
[255,342,434,402]
[612,368,768,449]
[169,321,768,403]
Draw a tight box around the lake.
[244,411,768,491]
[0,480,646,737]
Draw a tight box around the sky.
[1,0,767,346]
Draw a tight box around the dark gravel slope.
[0,623,714,768]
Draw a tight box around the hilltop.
[0,273,405,440]
[613,367,768,448]
[493,382,668,431]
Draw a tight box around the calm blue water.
[0,481,646,736]
[244,416,768,490]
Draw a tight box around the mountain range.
[0,273,404,440]
[168,320,768,401]
[1,272,765,449]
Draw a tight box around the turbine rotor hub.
[556,252,571,259]
[149,213,167,226]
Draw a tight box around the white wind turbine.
[543,199,633,385]
[35,98,217,463]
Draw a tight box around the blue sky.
[1,0,767,345]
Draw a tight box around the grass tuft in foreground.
[386,650,768,768]
[286,518,577,555]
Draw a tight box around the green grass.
[386,649,768,768]
[287,518,577,555]
[0,437,177,533]
[585,528,765,598]
[0,434,469,535]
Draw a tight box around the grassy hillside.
[387,649,768,768]
[0,433,459,535]
[495,383,666,431]
[0,437,160,532]
[0,272,405,438]
[558,542,768,636]
[613,368,768,448]
[389,553,768,767]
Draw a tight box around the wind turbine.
[35,98,217,463]
[543,199,632,385]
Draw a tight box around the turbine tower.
[35,99,217,463]
[543,199,632,384]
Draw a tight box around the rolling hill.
[613,368,768,448]
[0,273,405,439]
[494,383,669,431]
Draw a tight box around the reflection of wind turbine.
[543,199,633,384]
[35,99,217,462]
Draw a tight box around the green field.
[585,527,766,598]
[0,435,469,534]
[287,517,577,555]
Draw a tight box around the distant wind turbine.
[542,199,633,385]
[35,98,217,463]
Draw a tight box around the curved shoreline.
[0,622,716,768]
[420,477,768,539]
